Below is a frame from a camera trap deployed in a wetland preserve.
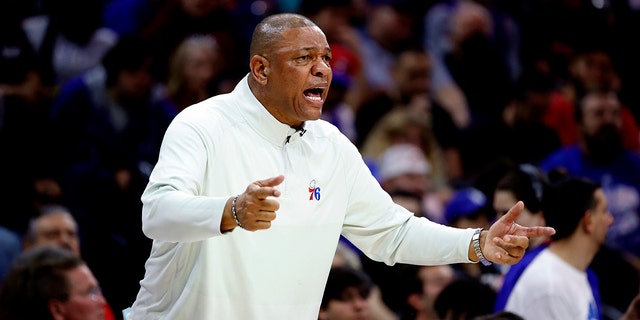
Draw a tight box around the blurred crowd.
[1,0,640,319]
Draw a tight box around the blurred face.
[581,92,623,136]
[262,26,332,127]
[184,45,217,91]
[418,265,455,311]
[571,51,618,91]
[118,59,154,103]
[30,212,80,256]
[393,51,431,97]
[318,287,370,320]
[311,6,352,42]
[493,190,546,248]
[370,6,414,46]
[580,91,624,161]
[49,265,106,320]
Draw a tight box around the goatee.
[584,124,624,165]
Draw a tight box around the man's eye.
[296,56,309,62]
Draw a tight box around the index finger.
[521,225,556,238]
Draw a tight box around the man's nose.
[312,59,331,78]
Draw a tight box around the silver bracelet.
[473,228,492,266]
[232,195,242,228]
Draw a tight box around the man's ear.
[583,210,595,234]
[48,299,66,320]
[250,55,270,85]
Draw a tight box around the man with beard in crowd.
[541,88,640,317]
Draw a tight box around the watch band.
[473,228,492,266]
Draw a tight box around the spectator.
[423,0,520,130]
[503,176,611,319]
[23,204,81,256]
[378,143,432,196]
[444,187,493,230]
[319,266,373,320]
[138,0,247,85]
[444,187,502,291]
[0,246,108,320]
[356,0,422,103]
[397,264,457,320]
[164,34,222,112]
[434,277,497,320]
[332,232,399,320]
[375,143,446,223]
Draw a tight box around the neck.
[548,236,598,271]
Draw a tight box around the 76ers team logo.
[308,179,321,201]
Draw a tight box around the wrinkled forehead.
[271,26,329,54]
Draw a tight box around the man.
[125,13,554,319]
[22,204,117,320]
[504,176,612,319]
[0,246,108,320]
[318,266,373,320]
[398,264,457,320]
[23,204,81,256]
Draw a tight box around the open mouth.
[304,88,325,102]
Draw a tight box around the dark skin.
[219,13,555,266]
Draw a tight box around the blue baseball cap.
[444,187,488,224]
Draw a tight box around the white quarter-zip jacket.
[127,75,475,319]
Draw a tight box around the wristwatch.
[473,228,492,266]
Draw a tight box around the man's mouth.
[304,88,325,102]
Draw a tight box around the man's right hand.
[221,175,284,232]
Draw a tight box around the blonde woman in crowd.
[165,34,222,112]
